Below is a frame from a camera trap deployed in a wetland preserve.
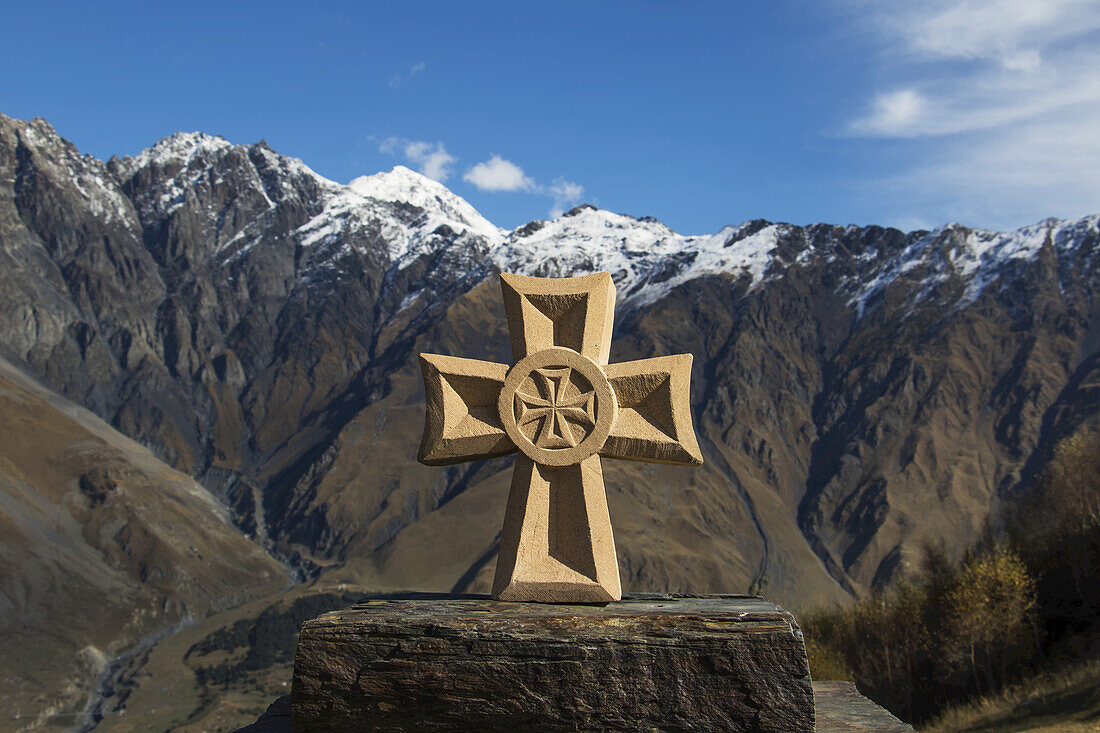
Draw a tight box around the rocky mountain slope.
[1,110,1099,723]
[0,353,286,728]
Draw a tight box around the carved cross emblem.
[515,367,596,449]
[418,272,702,602]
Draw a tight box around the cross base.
[292,594,823,732]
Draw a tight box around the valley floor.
[89,582,368,732]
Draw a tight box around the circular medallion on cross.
[498,346,618,467]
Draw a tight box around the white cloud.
[838,0,1100,227]
[463,155,536,192]
[850,46,1100,137]
[852,89,927,136]
[388,61,428,90]
[884,104,1100,228]
[451,153,587,218]
[845,0,1100,137]
[377,137,455,181]
[879,0,1100,62]
[1001,48,1041,72]
[548,178,585,218]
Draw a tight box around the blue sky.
[3,1,1099,234]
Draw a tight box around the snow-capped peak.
[120,131,235,176]
[348,165,439,204]
[347,166,500,242]
[15,117,61,150]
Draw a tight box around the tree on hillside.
[942,548,1036,694]
[804,432,1099,725]
[1037,433,1100,602]
[1010,431,1100,631]
[803,581,931,721]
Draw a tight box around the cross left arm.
[418,353,514,466]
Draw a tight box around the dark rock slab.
[291,593,814,732]
[245,684,914,732]
[235,694,290,733]
[813,682,915,732]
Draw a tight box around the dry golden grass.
[923,654,1100,732]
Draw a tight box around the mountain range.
[1,111,1098,728]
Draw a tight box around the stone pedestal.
[291,593,815,732]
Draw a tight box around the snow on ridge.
[121,131,339,225]
[956,218,1058,276]
[15,119,135,228]
[122,131,235,174]
[249,143,336,191]
[490,207,1096,317]
[850,215,1100,315]
[490,206,782,308]
[121,130,334,194]
[957,215,1099,301]
[20,123,50,149]
[116,130,1098,312]
[70,166,134,227]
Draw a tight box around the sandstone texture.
[418,272,702,603]
[292,594,813,732]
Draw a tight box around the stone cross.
[418,272,702,602]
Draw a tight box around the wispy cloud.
[377,137,455,181]
[850,47,1100,138]
[880,111,1100,228]
[463,155,536,192]
[462,156,586,218]
[876,0,1100,62]
[548,178,585,218]
[851,89,927,137]
[840,0,1100,228]
[388,60,428,90]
